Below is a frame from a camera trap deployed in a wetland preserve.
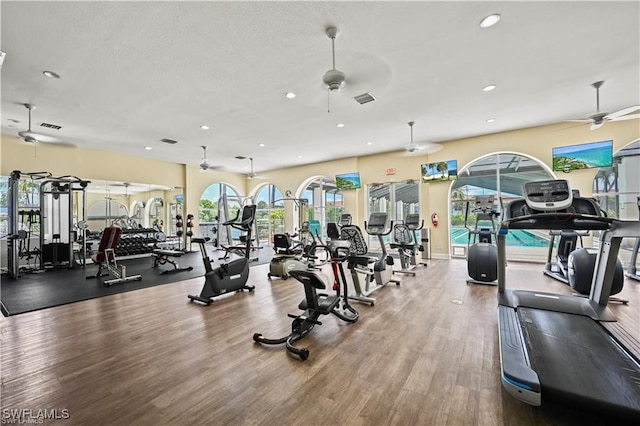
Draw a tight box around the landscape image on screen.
[335,172,362,190]
[552,140,613,172]
[421,160,458,182]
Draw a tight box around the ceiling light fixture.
[298,155,303,159]
[486,118,496,123]
[337,123,345,128]
[258,143,265,147]
[145,146,152,150]
[43,70,60,79]
[200,125,210,130]
[285,92,296,99]
[479,13,501,28]
[482,84,496,92]
[367,142,373,145]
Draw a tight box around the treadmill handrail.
[501,212,612,231]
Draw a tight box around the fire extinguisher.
[431,213,439,227]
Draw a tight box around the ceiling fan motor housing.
[323,69,346,91]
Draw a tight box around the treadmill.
[497,179,640,419]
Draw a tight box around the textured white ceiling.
[1,1,639,174]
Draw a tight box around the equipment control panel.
[523,179,573,211]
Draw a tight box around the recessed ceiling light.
[43,70,61,79]
[482,84,496,92]
[367,142,373,145]
[200,125,210,130]
[285,92,296,99]
[298,155,303,159]
[258,143,265,147]
[145,146,152,150]
[486,118,496,123]
[480,13,501,28]
[337,123,345,128]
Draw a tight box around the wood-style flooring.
[1,258,638,425]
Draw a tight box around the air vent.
[160,138,178,145]
[353,93,376,105]
[40,122,62,130]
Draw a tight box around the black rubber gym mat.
[1,248,273,316]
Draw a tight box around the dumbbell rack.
[113,228,157,259]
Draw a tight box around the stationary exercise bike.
[390,213,427,276]
[187,205,256,305]
[253,239,358,360]
[339,212,399,306]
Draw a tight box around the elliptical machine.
[543,229,588,283]
[465,195,499,285]
[187,205,256,305]
[625,196,640,281]
[253,239,358,360]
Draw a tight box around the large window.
[367,180,419,252]
[592,139,639,270]
[450,153,553,261]
[301,177,342,237]
[254,184,284,244]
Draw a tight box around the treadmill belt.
[518,308,640,418]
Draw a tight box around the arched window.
[300,177,342,237]
[254,184,284,244]
[198,183,240,244]
[450,152,554,261]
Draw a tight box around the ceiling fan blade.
[400,143,442,156]
[606,106,640,119]
[18,130,59,143]
[563,119,592,123]
[610,113,640,121]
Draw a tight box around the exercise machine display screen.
[368,213,388,232]
[406,214,419,226]
[523,180,573,211]
[474,195,495,212]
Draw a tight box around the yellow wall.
[3,119,639,257]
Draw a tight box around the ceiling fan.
[565,81,640,130]
[322,27,347,93]
[403,121,442,155]
[235,156,267,179]
[18,103,73,147]
[200,146,223,171]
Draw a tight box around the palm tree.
[436,162,449,179]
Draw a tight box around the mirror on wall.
[84,180,183,237]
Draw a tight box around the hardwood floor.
[1,258,638,425]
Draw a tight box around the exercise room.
[1,2,639,425]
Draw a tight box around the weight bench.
[152,248,194,274]
[87,226,142,286]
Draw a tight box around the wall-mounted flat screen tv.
[335,172,362,190]
[552,139,613,172]
[421,160,458,182]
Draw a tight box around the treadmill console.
[523,180,573,212]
